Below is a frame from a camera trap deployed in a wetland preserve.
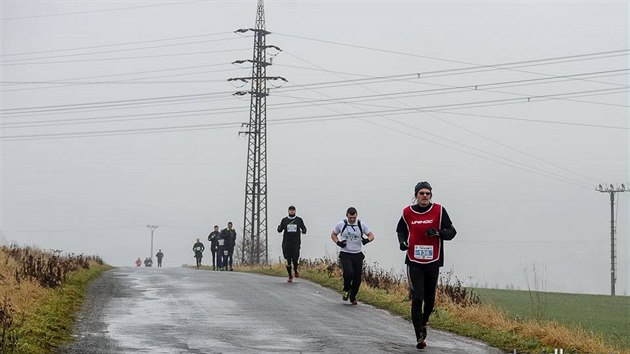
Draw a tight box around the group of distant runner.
[134,249,164,268]
[192,222,237,270]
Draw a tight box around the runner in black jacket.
[207,225,220,270]
[277,205,307,282]
[192,239,205,269]
[221,222,237,271]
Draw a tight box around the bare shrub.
[5,244,100,288]
[437,269,481,307]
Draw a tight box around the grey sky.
[1,1,628,295]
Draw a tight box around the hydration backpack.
[340,219,363,236]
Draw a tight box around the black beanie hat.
[414,181,432,196]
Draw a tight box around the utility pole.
[596,183,628,296]
[229,0,285,265]
[147,225,158,261]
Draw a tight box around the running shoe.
[351,300,358,305]
[294,270,300,278]
[342,291,350,301]
[416,339,426,349]
[288,276,293,283]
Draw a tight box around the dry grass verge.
[0,244,108,353]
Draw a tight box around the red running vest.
[402,203,443,264]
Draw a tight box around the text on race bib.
[218,240,224,246]
[414,245,434,260]
[287,224,298,233]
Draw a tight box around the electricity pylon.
[596,183,628,296]
[229,0,285,265]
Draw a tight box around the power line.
[278,53,599,188]
[365,117,593,189]
[6,66,623,97]
[4,66,627,115]
[1,94,241,119]
[4,89,626,130]
[1,36,252,63]
[0,106,594,189]
[414,53,629,81]
[0,48,251,66]
[271,85,594,189]
[274,60,629,92]
[1,107,247,129]
[1,0,205,21]
[400,74,630,110]
[1,95,237,120]
[276,60,630,86]
[0,121,242,141]
[2,86,627,126]
[272,78,629,114]
[278,38,629,92]
[1,62,228,86]
[1,67,245,93]
[276,32,628,76]
[1,91,234,114]
[270,92,627,130]
[0,31,236,57]
[275,87,630,116]
[272,68,630,105]
[1,86,627,140]
[2,78,230,86]
[6,67,625,92]
[427,110,627,131]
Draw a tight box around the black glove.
[425,228,439,237]
[399,242,409,251]
[361,237,371,245]
[336,240,347,248]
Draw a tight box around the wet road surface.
[58,267,505,353]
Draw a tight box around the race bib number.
[223,250,229,255]
[218,239,225,246]
[287,224,298,233]
[414,245,434,260]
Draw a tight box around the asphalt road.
[58,267,505,354]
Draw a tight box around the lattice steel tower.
[229,0,285,265]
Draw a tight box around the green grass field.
[474,288,630,348]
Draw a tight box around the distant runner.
[192,238,205,269]
[221,222,237,271]
[207,225,220,270]
[155,249,164,267]
[277,205,307,282]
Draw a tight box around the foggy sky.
[1,1,628,295]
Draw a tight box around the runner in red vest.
[397,181,457,349]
